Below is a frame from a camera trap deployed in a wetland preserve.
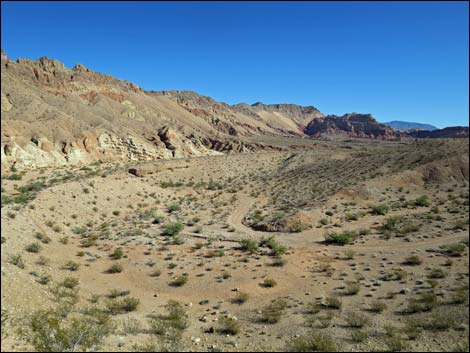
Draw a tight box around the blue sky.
[2,1,468,128]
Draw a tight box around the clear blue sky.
[2,1,468,128]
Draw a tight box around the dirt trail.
[225,195,469,252]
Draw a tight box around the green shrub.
[351,330,368,343]
[262,278,277,288]
[106,263,123,274]
[25,242,42,253]
[414,196,430,207]
[324,231,357,245]
[148,300,188,334]
[167,203,181,213]
[370,204,390,215]
[405,292,438,313]
[9,254,25,269]
[368,300,387,313]
[427,268,446,279]
[162,222,184,237]
[34,232,51,244]
[287,332,336,352]
[260,299,287,324]
[63,261,80,271]
[106,297,140,314]
[381,216,402,232]
[25,308,113,352]
[239,239,258,253]
[403,255,422,265]
[217,316,240,335]
[344,311,370,328]
[171,274,188,287]
[110,248,124,260]
[439,243,466,257]
[344,281,361,295]
[3,173,22,180]
[106,289,130,299]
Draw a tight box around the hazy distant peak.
[383,120,438,131]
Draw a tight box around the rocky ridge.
[1,51,466,170]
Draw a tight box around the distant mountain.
[383,121,438,131]
[305,113,402,140]
[1,50,467,170]
[407,126,469,139]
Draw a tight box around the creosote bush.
[287,332,336,352]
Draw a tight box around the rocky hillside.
[304,113,403,140]
[1,52,312,170]
[1,51,466,170]
[408,126,469,139]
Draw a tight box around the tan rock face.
[1,52,462,170]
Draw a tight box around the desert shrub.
[398,222,420,235]
[262,278,277,288]
[260,299,287,324]
[34,232,51,244]
[106,297,140,315]
[324,231,358,245]
[72,226,86,235]
[167,203,181,213]
[120,317,142,335]
[370,204,390,215]
[405,292,438,313]
[427,268,446,279]
[384,333,408,352]
[148,300,188,334]
[25,242,42,253]
[351,329,368,343]
[414,196,430,207]
[368,300,387,313]
[286,332,336,352]
[110,248,124,260]
[106,263,123,274]
[152,214,164,224]
[260,236,286,257]
[217,316,240,335]
[381,215,402,232]
[63,261,80,271]
[24,308,113,352]
[344,281,360,295]
[232,292,249,304]
[449,289,469,305]
[60,277,79,289]
[171,274,188,287]
[239,239,258,253]
[403,255,422,265]
[381,269,407,281]
[162,222,184,237]
[439,243,466,257]
[18,182,46,193]
[106,289,130,299]
[344,311,369,328]
[344,250,355,260]
[345,213,359,221]
[8,254,25,269]
[319,218,329,226]
[322,296,342,310]
[3,173,22,180]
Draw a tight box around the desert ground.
[1,137,469,352]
